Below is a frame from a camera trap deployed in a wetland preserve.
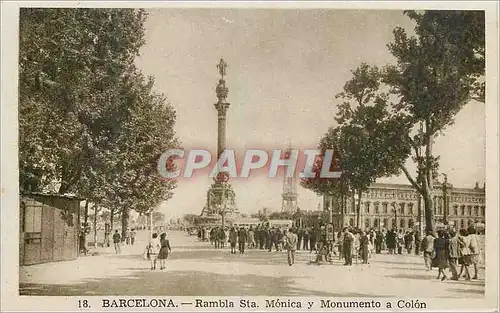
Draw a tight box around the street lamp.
[392,192,397,230]
[441,173,449,225]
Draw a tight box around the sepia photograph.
[1,1,499,312]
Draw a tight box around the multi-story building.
[323,181,486,231]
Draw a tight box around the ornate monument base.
[200,181,237,226]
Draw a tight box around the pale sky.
[134,9,485,220]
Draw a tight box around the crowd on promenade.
[193,224,482,281]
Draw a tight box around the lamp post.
[392,192,397,230]
[441,173,449,225]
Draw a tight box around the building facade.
[323,182,486,231]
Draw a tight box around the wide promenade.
[20,230,485,297]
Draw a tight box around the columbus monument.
[200,59,236,226]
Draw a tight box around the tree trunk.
[84,200,89,227]
[110,208,114,230]
[121,207,130,240]
[93,205,98,246]
[356,190,362,228]
[423,124,436,234]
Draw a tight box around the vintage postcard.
[1,1,499,312]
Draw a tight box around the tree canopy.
[301,10,485,232]
[19,8,179,233]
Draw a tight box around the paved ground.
[19,230,485,297]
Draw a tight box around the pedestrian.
[457,228,472,280]
[124,228,131,245]
[130,228,136,246]
[396,229,404,254]
[404,231,413,254]
[158,233,172,271]
[337,230,344,260]
[421,230,435,270]
[386,229,396,254]
[285,228,298,266]
[229,227,237,254]
[375,230,383,254]
[267,228,273,252]
[342,227,354,266]
[297,227,303,250]
[276,228,284,252]
[248,226,255,249]
[113,230,121,254]
[238,227,247,254]
[359,230,370,264]
[219,227,226,248]
[414,230,421,255]
[434,230,450,281]
[467,226,480,279]
[447,230,460,280]
[310,227,318,253]
[148,233,161,270]
[303,228,310,251]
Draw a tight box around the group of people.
[195,223,482,281]
[420,226,481,281]
[106,228,137,253]
[145,232,172,270]
[198,225,335,253]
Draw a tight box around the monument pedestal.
[201,181,236,227]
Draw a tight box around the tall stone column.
[215,59,230,159]
[200,59,236,226]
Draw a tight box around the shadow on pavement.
[19,270,337,297]
[445,288,484,295]
[385,273,437,280]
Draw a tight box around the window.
[373,219,379,228]
[374,204,379,214]
[461,205,465,216]
[383,218,388,228]
[382,203,388,214]
[365,219,370,229]
[481,207,485,216]
[365,202,370,214]
[399,203,405,215]
[474,207,479,216]
[408,203,414,215]
[349,218,354,227]
[460,219,465,228]
[400,219,405,229]
[467,206,472,216]
[453,205,458,216]
[408,219,414,228]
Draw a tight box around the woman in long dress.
[158,233,172,270]
[434,230,449,281]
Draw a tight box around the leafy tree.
[302,11,484,233]
[268,211,293,220]
[381,10,485,232]
[19,8,147,194]
[182,214,200,225]
[19,9,179,238]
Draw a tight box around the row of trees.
[301,11,485,232]
[19,8,178,239]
